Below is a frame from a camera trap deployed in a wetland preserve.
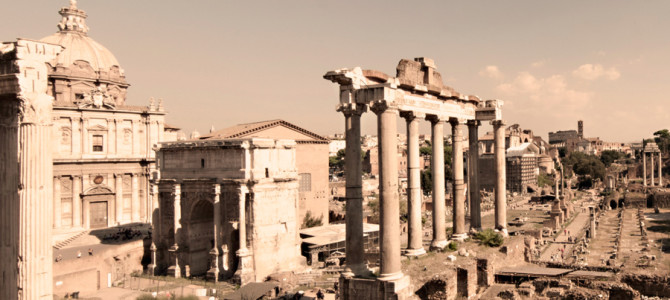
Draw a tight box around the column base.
[495,228,509,238]
[341,263,373,278]
[429,239,448,251]
[206,268,219,282]
[167,265,181,278]
[469,227,482,234]
[147,264,158,276]
[450,233,468,241]
[378,270,404,282]
[402,247,426,257]
[233,250,254,285]
[339,274,413,300]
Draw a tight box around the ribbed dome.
[40,1,125,82]
[40,32,123,76]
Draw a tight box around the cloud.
[531,60,545,68]
[478,65,503,79]
[572,64,620,81]
[496,72,592,113]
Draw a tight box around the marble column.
[643,153,647,187]
[467,120,481,231]
[115,174,124,224]
[208,184,221,282]
[651,153,655,187]
[372,103,403,281]
[427,115,447,250]
[400,111,425,256]
[0,39,61,300]
[340,104,369,275]
[492,120,508,236]
[73,176,82,228]
[235,185,253,284]
[131,173,140,222]
[149,183,158,223]
[659,152,663,187]
[168,183,181,278]
[54,177,62,229]
[450,119,467,240]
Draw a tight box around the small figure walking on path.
[88,248,93,256]
[76,250,81,258]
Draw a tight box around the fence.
[119,275,237,299]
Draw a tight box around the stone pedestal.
[338,275,413,300]
[234,249,254,285]
[206,247,219,282]
[148,242,158,275]
[167,244,181,278]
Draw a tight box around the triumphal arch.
[324,58,508,299]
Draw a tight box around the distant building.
[201,119,330,225]
[155,138,305,282]
[506,143,540,193]
[548,130,579,145]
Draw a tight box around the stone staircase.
[53,230,88,250]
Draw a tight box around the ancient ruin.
[324,58,507,299]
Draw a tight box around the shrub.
[301,211,323,228]
[448,241,459,251]
[473,229,503,247]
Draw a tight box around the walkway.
[539,211,590,262]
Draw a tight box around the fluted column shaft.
[341,104,367,275]
[209,184,221,281]
[467,120,481,230]
[493,120,507,235]
[428,116,447,249]
[238,186,248,253]
[173,184,182,241]
[401,111,425,256]
[374,104,402,281]
[451,119,466,239]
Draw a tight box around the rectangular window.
[92,134,103,152]
[299,173,312,192]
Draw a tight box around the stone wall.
[53,239,146,297]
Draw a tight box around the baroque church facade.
[43,1,173,232]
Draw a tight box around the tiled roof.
[200,119,328,142]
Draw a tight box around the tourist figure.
[88,248,93,256]
[317,289,325,300]
[77,250,81,258]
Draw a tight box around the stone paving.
[539,210,590,262]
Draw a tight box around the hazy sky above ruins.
[3,1,670,142]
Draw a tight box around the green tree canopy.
[563,152,606,180]
[654,129,670,154]
[600,150,625,167]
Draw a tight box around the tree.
[563,152,606,181]
[418,141,454,195]
[301,211,323,228]
[654,129,670,154]
[600,150,625,167]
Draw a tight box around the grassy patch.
[472,229,503,247]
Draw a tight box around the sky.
[3,0,670,142]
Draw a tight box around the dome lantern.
[57,0,89,34]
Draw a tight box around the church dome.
[40,0,126,84]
